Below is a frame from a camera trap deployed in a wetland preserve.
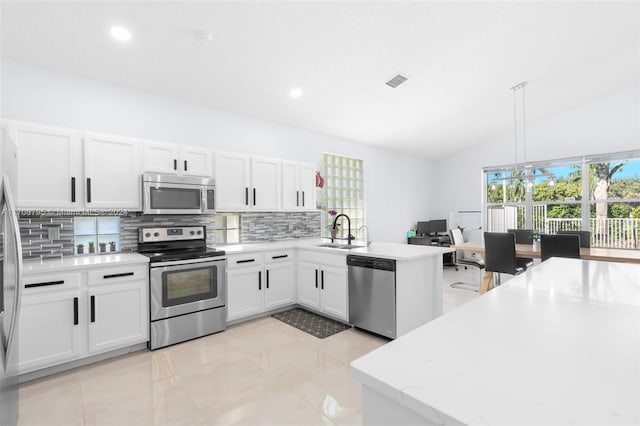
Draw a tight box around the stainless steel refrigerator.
[0,174,23,422]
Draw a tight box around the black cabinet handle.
[315,269,318,288]
[321,270,324,290]
[73,297,79,325]
[184,160,188,172]
[253,188,256,206]
[174,159,177,170]
[236,259,255,264]
[245,187,249,205]
[296,191,299,207]
[272,254,288,260]
[302,191,305,207]
[258,271,262,290]
[266,270,270,289]
[103,272,134,279]
[86,178,92,203]
[25,280,64,289]
[71,177,76,202]
[90,295,96,323]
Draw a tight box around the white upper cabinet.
[215,151,251,211]
[84,132,141,209]
[251,156,281,211]
[143,141,212,177]
[282,161,316,210]
[5,121,82,209]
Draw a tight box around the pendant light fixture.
[491,81,555,191]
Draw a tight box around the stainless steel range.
[138,226,226,350]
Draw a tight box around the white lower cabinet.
[19,263,149,374]
[87,265,149,355]
[226,250,295,322]
[296,251,348,321]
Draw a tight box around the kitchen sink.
[317,243,364,250]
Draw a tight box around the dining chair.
[557,230,591,248]
[540,234,581,262]
[449,228,485,291]
[483,232,525,287]
[507,228,535,270]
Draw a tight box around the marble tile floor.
[18,269,478,426]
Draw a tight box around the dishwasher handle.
[346,255,395,271]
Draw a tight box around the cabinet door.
[320,265,348,321]
[281,161,299,210]
[7,121,82,208]
[180,146,212,177]
[215,152,251,211]
[226,266,264,321]
[142,141,180,174]
[18,290,84,373]
[298,162,316,210]
[297,262,320,310]
[84,133,140,209]
[251,156,281,210]
[88,280,148,355]
[264,263,295,310]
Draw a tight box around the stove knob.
[154,232,159,237]
[145,232,151,238]
[190,231,195,235]
[197,230,202,235]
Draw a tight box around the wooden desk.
[451,242,640,294]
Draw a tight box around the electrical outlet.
[48,227,60,241]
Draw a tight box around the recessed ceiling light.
[290,88,303,98]
[110,25,132,42]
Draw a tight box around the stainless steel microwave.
[142,173,215,215]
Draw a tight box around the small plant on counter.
[76,244,84,255]
[109,241,116,252]
[88,242,95,253]
[99,242,107,253]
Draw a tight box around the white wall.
[0,59,435,243]
[432,84,640,221]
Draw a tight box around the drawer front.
[264,250,295,264]
[87,264,148,286]
[23,272,82,294]
[226,253,265,269]
[297,249,346,267]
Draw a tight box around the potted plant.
[76,244,84,255]
[99,242,107,253]
[88,242,95,254]
[109,241,116,252]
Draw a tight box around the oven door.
[150,258,225,321]
[143,181,206,215]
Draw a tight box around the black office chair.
[557,230,591,248]
[449,228,484,291]
[540,234,581,262]
[484,232,525,286]
[507,228,535,270]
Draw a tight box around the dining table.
[451,241,640,294]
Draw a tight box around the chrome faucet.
[358,225,371,246]
[332,213,353,245]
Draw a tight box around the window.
[322,153,365,240]
[484,151,640,249]
[214,214,240,244]
[74,216,120,254]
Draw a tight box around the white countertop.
[23,253,149,274]
[350,258,640,425]
[215,239,452,261]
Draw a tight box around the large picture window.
[321,153,365,240]
[484,151,640,249]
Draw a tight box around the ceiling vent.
[385,74,408,88]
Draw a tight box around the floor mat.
[272,308,351,339]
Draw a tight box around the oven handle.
[149,257,226,268]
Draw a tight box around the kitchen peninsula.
[351,258,640,425]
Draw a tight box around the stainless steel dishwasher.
[347,255,396,339]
